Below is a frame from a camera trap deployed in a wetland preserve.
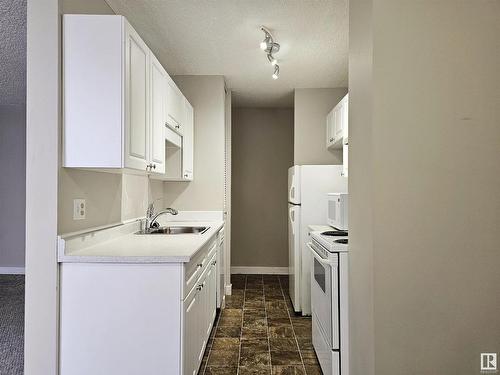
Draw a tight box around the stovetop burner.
[334,239,348,244]
[321,230,348,237]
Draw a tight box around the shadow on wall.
[163,182,190,209]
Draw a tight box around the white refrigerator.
[288,165,347,315]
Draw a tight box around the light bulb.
[267,54,278,66]
[272,65,279,80]
[260,34,271,50]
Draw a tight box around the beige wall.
[231,108,294,268]
[164,76,226,211]
[349,1,500,374]
[62,0,113,14]
[294,88,347,165]
[348,0,375,374]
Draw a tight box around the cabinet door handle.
[330,138,334,142]
[211,260,217,266]
[152,164,156,169]
[196,284,203,291]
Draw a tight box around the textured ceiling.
[0,0,26,105]
[105,0,348,108]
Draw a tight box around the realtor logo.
[481,353,497,372]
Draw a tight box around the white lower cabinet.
[59,239,220,375]
[183,252,217,375]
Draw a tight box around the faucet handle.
[147,198,162,218]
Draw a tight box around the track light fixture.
[260,26,280,79]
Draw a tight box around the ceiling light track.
[260,26,280,79]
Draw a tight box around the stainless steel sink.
[136,226,209,235]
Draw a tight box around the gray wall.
[349,1,500,374]
[231,108,294,268]
[0,105,26,268]
[294,88,347,165]
[164,76,226,211]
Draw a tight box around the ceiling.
[105,0,348,108]
[0,0,26,106]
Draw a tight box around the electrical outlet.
[73,199,86,220]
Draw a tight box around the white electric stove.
[308,229,349,375]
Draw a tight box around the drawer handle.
[211,260,217,266]
[196,284,203,291]
[197,263,203,268]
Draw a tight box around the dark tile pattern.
[198,275,322,375]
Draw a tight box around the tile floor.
[198,274,323,375]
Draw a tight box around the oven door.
[308,242,336,348]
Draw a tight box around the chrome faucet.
[145,200,178,231]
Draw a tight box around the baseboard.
[0,267,25,275]
[231,266,289,275]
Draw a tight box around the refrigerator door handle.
[289,207,295,235]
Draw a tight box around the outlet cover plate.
[73,199,86,220]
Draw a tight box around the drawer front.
[184,240,217,298]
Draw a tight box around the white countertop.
[58,218,224,264]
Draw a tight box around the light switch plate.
[73,199,86,220]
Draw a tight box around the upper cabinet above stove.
[326,93,348,150]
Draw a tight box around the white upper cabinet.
[149,54,167,174]
[63,15,192,177]
[326,110,335,148]
[342,94,349,144]
[124,21,150,171]
[326,93,348,150]
[182,99,194,180]
[166,76,185,134]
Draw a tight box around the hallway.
[199,274,321,375]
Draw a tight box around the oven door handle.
[307,243,337,266]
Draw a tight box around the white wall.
[349,1,500,374]
[0,105,26,269]
[164,76,226,211]
[294,88,347,165]
[25,0,59,372]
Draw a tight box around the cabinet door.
[342,144,348,177]
[326,109,335,147]
[326,111,332,147]
[216,241,224,309]
[184,286,200,375]
[182,99,194,180]
[342,94,349,142]
[207,259,217,335]
[166,78,184,133]
[334,100,344,140]
[149,54,166,174]
[124,21,150,171]
[197,278,209,363]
